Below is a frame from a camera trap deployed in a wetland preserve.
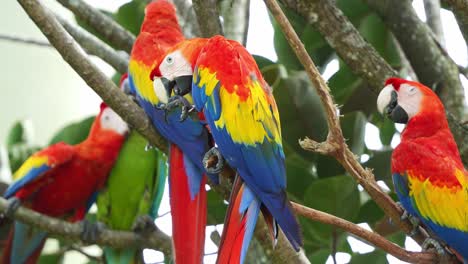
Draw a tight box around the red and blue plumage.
[2,103,127,263]
[128,1,212,263]
[156,35,302,263]
[379,78,468,261]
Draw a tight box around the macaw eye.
[166,56,174,65]
[408,86,417,94]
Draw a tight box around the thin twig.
[56,15,129,74]
[264,0,427,246]
[291,202,436,263]
[56,0,135,52]
[18,0,168,154]
[0,197,172,255]
[0,34,51,47]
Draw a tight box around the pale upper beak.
[376,85,408,124]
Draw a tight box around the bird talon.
[132,215,156,235]
[80,219,106,244]
[203,147,225,174]
[3,197,21,218]
[422,238,447,256]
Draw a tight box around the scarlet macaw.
[128,1,214,263]
[96,74,168,264]
[152,35,302,263]
[2,103,128,264]
[377,77,468,261]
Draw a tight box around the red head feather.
[99,102,108,112]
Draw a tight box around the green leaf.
[114,0,146,35]
[359,14,400,66]
[328,62,362,106]
[274,71,328,162]
[48,116,95,145]
[303,175,360,242]
[271,7,332,72]
[38,252,62,264]
[316,112,366,178]
[364,150,392,185]
[356,199,385,224]
[283,143,315,201]
[378,118,396,146]
[6,121,33,148]
[308,249,330,263]
[337,0,370,26]
[206,190,227,225]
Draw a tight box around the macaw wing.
[192,36,285,194]
[5,142,75,198]
[191,36,301,249]
[394,168,468,258]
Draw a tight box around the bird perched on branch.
[377,77,468,262]
[128,1,215,263]
[96,74,168,264]
[2,103,128,264]
[152,35,303,263]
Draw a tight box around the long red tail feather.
[169,144,206,264]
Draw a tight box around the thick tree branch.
[192,0,224,37]
[442,0,468,44]
[173,0,201,38]
[56,16,129,74]
[0,198,172,255]
[265,0,429,247]
[291,203,436,263]
[56,0,135,53]
[366,0,465,119]
[281,0,396,92]
[19,0,168,154]
[220,0,250,45]
[424,0,446,46]
[281,0,468,165]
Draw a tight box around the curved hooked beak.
[377,85,409,124]
[153,75,193,103]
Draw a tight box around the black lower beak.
[161,77,175,97]
[173,75,193,96]
[385,90,408,124]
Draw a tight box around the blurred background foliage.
[1,0,465,263]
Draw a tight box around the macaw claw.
[132,215,156,235]
[203,147,225,174]
[159,95,196,122]
[395,202,421,237]
[80,219,106,244]
[3,197,21,218]
[422,238,447,256]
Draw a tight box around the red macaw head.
[89,103,129,141]
[150,38,209,103]
[377,77,445,124]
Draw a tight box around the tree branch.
[192,0,224,37]
[56,0,135,53]
[18,0,168,154]
[280,0,396,92]
[56,15,128,74]
[265,0,429,246]
[442,0,468,44]
[0,34,51,47]
[173,0,201,38]
[366,0,465,119]
[220,0,251,45]
[0,197,172,255]
[291,202,436,263]
[424,0,446,46]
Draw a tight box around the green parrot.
[96,74,168,264]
